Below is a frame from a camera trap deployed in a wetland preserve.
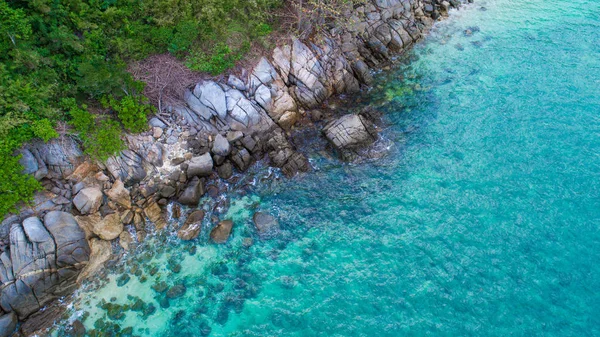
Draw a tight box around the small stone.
[153,127,163,139]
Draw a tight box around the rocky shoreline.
[0,0,470,335]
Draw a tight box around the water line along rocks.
[0,0,469,334]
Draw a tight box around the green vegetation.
[0,0,280,219]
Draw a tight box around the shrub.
[103,95,153,133]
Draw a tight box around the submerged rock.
[210,220,233,244]
[166,284,187,299]
[252,212,279,234]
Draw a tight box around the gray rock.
[73,187,103,215]
[178,177,204,206]
[0,212,89,318]
[217,162,233,180]
[227,75,247,91]
[187,153,213,178]
[149,117,167,128]
[212,134,231,157]
[252,212,279,234]
[193,81,227,119]
[323,114,377,159]
[18,149,38,175]
[105,150,147,185]
[23,137,83,179]
[231,148,252,171]
[0,312,17,337]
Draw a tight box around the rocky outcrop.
[0,212,89,319]
[3,0,468,330]
[323,114,378,160]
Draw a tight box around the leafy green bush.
[103,95,154,133]
[67,100,125,161]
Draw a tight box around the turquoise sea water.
[53,0,600,336]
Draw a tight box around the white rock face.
[193,81,227,119]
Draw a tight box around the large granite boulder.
[73,187,103,215]
[187,153,213,178]
[92,213,123,241]
[20,137,83,180]
[323,114,377,160]
[0,212,90,319]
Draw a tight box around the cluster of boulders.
[0,0,472,334]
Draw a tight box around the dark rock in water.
[210,220,233,244]
[199,320,212,336]
[121,326,134,336]
[253,212,280,234]
[71,319,86,337]
[215,306,229,325]
[323,114,377,161]
[152,281,168,294]
[178,177,205,206]
[211,264,228,276]
[143,303,156,317]
[117,274,131,287]
[178,210,205,240]
[159,297,170,309]
[0,312,17,337]
[167,284,187,299]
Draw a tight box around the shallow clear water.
[53,0,600,336]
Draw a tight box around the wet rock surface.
[210,220,234,244]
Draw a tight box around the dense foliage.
[0,0,279,219]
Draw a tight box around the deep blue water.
[53,0,600,336]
